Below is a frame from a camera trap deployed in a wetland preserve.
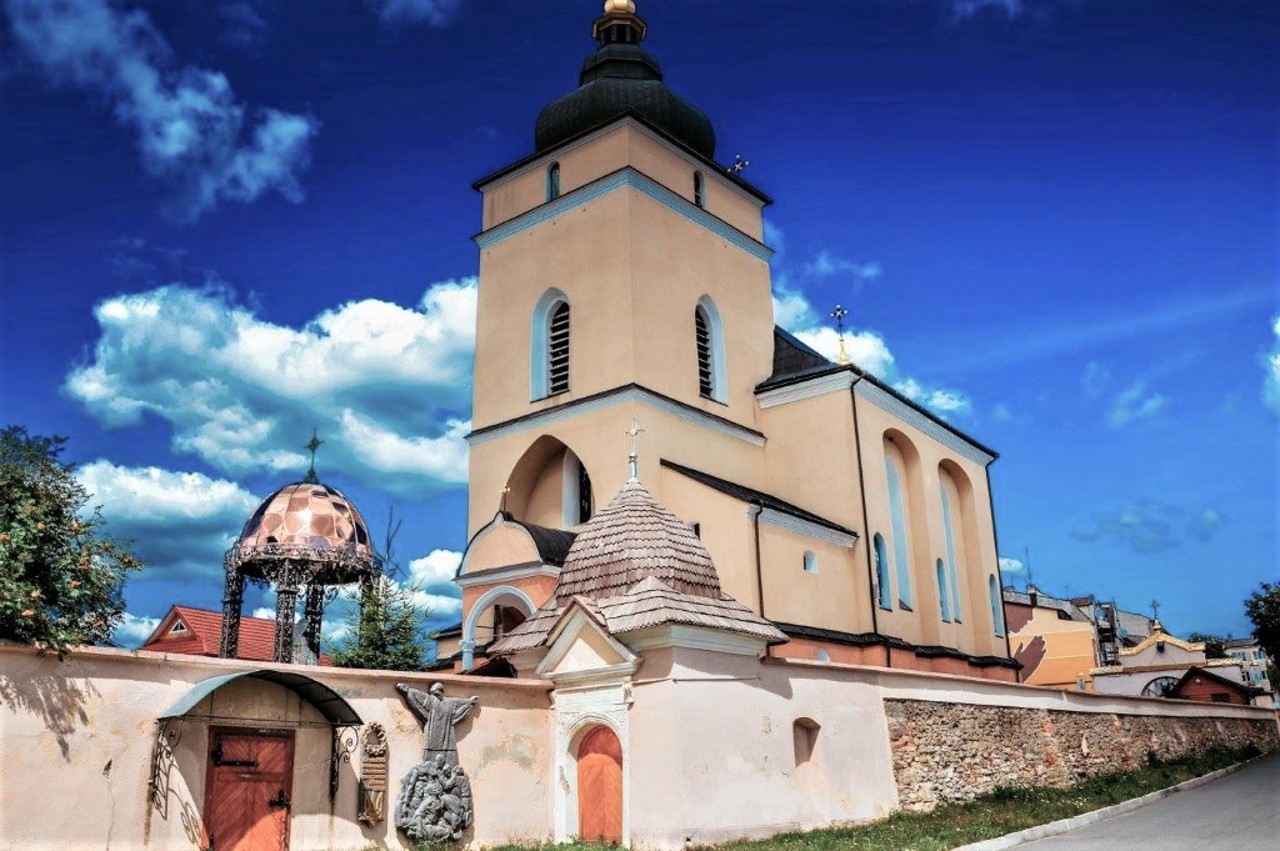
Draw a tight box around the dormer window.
[547,162,561,201]
[170,621,187,635]
[693,171,705,208]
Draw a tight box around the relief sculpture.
[358,723,388,826]
[394,683,478,842]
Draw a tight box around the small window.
[693,171,705,208]
[546,162,560,201]
[690,522,701,538]
[694,297,727,402]
[874,534,892,610]
[803,551,818,574]
[548,301,570,395]
[170,621,187,634]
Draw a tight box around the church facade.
[5,5,1277,851]
[447,0,1016,684]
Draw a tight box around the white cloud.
[407,549,462,588]
[998,557,1025,574]
[1264,316,1280,417]
[773,281,972,419]
[1107,381,1168,428]
[112,611,160,647]
[66,277,477,497]
[251,607,278,620]
[802,251,882,284]
[368,0,465,27]
[77,460,259,580]
[4,0,317,221]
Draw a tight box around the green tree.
[329,574,430,671]
[1187,632,1227,659]
[1244,582,1280,664]
[0,426,141,655]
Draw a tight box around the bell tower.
[466,1,778,536]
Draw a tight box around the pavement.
[956,753,1280,851]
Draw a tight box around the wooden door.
[577,725,623,844]
[204,729,294,851]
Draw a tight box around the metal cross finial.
[1150,599,1161,621]
[303,428,324,483]
[831,304,851,366]
[626,416,646,481]
[729,153,750,174]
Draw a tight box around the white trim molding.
[621,624,769,657]
[468,385,766,448]
[461,585,537,671]
[755,370,855,409]
[746,506,859,548]
[454,562,560,589]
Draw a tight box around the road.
[1012,754,1280,850]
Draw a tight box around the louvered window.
[548,301,570,395]
[695,306,713,397]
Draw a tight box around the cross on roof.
[729,153,750,173]
[831,304,851,366]
[626,416,646,481]
[304,428,324,484]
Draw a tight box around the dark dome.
[534,7,716,159]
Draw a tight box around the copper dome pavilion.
[220,476,377,664]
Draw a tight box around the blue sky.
[1,0,1275,649]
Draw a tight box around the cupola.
[534,0,716,159]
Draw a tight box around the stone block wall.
[885,698,1280,809]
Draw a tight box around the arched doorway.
[576,725,623,844]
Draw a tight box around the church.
[2,4,1274,851]
[440,0,1016,684]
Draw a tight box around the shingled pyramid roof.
[554,478,723,602]
[490,479,785,654]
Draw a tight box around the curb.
[951,758,1258,851]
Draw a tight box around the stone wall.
[885,698,1280,808]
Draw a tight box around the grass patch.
[474,746,1259,851]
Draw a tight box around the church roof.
[489,478,785,654]
[661,459,857,538]
[763,326,838,386]
[534,3,716,160]
[554,478,724,602]
[501,514,578,567]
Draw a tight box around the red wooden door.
[204,730,294,851]
[577,726,623,844]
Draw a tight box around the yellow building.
[445,0,1016,682]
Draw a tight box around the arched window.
[874,534,892,610]
[885,450,914,610]
[693,171,705,208]
[937,559,951,622]
[989,574,1004,637]
[531,289,570,399]
[803,550,818,573]
[563,450,593,526]
[939,480,962,622]
[547,162,560,201]
[694,297,727,403]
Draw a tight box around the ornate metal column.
[272,561,301,663]
[219,561,243,658]
[303,584,326,662]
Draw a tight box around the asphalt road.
[1012,754,1280,850]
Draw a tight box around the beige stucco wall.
[0,644,553,851]
[617,648,1279,847]
[477,121,764,240]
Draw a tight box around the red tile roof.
[140,605,331,665]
